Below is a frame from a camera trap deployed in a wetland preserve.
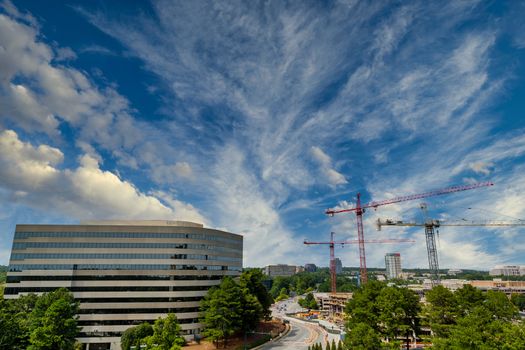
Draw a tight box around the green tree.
[200,277,242,347]
[331,339,336,350]
[28,288,80,350]
[345,280,386,332]
[240,269,273,319]
[121,323,153,350]
[344,322,382,350]
[298,292,318,310]
[275,288,289,302]
[337,340,344,350]
[454,284,484,316]
[239,287,263,333]
[484,290,518,321]
[376,286,420,346]
[433,306,525,349]
[511,293,525,311]
[144,313,185,350]
[424,285,457,337]
[0,293,38,349]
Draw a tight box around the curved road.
[260,298,339,350]
[259,317,327,349]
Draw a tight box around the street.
[259,298,340,350]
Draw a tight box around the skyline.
[1,0,525,269]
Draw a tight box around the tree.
[484,290,518,321]
[144,314,185,350]
[121,323,153,350]
[0,293,38,349]
[200,277,243,347]
[424,285,457,337]
[298,292,318,310]
[454,284,484,316]
[376,286,420,346]
[239,287,263,333]
[344,322,382,350]
[240,269,273,319]
[275,288,289,302]
[511,293,525,311]
[331,339,336,350]
[433,306,525,349]
[27,288,80,350]
[345,280,386,332]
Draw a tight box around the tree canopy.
[425,284,524,349]
[0,288,79,350]
[344,281,420,349]
[200,275,264,348]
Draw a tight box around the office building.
[4,220,243,350]
[385,253,402,279]
[334,258,343,274]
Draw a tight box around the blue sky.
[1,0,525,269]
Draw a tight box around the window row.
[4,285,211,294]
[15,231,242,245]
[77,296,203,303]
[12,241,240,253]
[77,318,200,326]
[78,307,200,314]
[10,253,242,262]
[8,264,242,272]
[7,275,223,283]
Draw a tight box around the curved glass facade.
[4,221,242,350]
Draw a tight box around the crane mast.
[326,182,493,284]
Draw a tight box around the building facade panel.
[4,221,242,350]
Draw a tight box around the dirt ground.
[183,320,286,350]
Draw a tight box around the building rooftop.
[79,220,204,228]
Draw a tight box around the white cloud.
[0,130,205,222]
[311,146,348,187]
[209,144,304,266]
[469,161,494,175]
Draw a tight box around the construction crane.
[304,232,415,293]
[325,182,494,285]
[377,207,525,286]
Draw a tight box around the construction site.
[301,181,525,324]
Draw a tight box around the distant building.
[296,265,305,274]
[385,253,402,279]
[304,263,317,272]
[448,269,463,276]
[470,280,525,296]
[335,258,343,274]
[263,264,298,277]
[489,265,525,276]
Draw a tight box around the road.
[259,298,339,350]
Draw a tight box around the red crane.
[325,182,494,285]
[304,232,415,293]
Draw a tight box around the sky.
[1,0,525,270]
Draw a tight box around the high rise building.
[4,220,243,350]
[334,258,343,274]
[385,253,402,279]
